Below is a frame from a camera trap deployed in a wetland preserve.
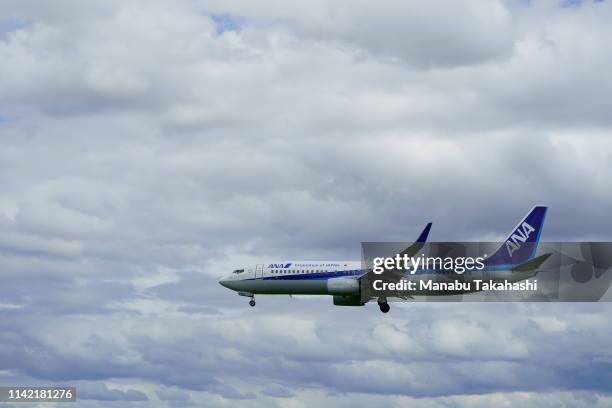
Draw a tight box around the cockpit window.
[232,269,245,274]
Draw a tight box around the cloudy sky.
[1,0,612,406]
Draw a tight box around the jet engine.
[327,278,364,306]
[333,295,365,306]
[326,277,360,295]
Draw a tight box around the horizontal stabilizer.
[511,253,552,273]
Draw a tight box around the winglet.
[416,222,432,243]
[360,222,433,280]
[399,222,433,258]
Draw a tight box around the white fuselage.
[218,261,536,297]
[219,261,362,295]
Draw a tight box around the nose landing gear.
[237,292,256,307]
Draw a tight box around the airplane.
[219,206,549,313]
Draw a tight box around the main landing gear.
[249,298,256,307]
[378,297,390,313]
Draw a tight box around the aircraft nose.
[219,276,229,288]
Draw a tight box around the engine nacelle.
[333,295,365,306]
[327,277,360,295]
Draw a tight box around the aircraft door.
[255,264,264,278]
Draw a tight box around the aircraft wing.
[358,222,432,280]
[399,222,432,258]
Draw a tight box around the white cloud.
[1,0,612,406]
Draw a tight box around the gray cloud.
[200,0,516,68]
[1,0,612,407]
[77,382,149,402]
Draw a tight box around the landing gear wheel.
[249,299,256,307]
[378,302,390,313]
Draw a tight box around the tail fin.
[485,206,547,267]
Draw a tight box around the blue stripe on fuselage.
[247,270,361,281]
[245,264,516,281]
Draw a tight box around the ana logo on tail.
[505,222,535,257]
